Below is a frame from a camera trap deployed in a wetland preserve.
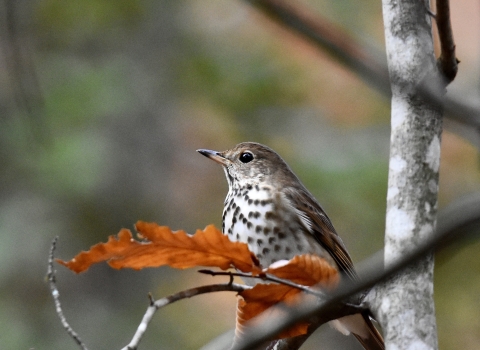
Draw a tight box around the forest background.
[1,1,479,349]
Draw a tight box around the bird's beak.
[197,149,229,165]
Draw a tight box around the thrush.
[197,142,384,350]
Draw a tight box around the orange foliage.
[266,254,339,289]
[59,222,339,340]
[58,222,260,274]
[237,254,339,339]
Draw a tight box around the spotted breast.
[222,182,333,268]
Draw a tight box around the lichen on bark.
[376,0,443,349]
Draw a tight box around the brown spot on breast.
[265,212,277,220]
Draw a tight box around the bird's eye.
[239,152,254,163]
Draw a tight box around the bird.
[197,141,384,350]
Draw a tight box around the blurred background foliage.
[0,0,479,349]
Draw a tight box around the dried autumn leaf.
[236,254,339,339]
[237,284,309,339]
[58,222,260,274]
[266,254,339,289]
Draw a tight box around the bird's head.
[197,142,294,190]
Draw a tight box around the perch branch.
[198,269,325,297]
[121,282,249,350]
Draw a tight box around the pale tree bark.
[373,0,442,349]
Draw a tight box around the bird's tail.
[332,312,384,350]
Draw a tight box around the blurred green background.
[0,0,479,349]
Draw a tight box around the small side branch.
[435,0,458,83]
[122,283,249,350]
[198,269,325,297]
[47,237,88,350]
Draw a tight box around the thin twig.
[47,237,88,350]
[198,269,325,297]
[435,0,458,82]
[121,283,249,350]
[231,193,480,350]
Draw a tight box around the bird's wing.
[283,187,358,281]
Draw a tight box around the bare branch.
[198,269,325,297]
[47,237,88,350]
[244,0,390,94]
[122,283,249,350]
[230,193,480,350]
[243,0,480,139]
[435,0,458,82]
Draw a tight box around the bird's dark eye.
[239,152,254,163]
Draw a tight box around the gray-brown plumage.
[198,142,384,350]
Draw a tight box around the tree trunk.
[375,0,442,349]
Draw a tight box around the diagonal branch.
[121,283,249,350]
[244,0,390,94]
[243,0,480,137]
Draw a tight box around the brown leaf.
[266,254,339,289]
[236,254,339,339]
[58,222,260,274]
[237,285,307,339]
